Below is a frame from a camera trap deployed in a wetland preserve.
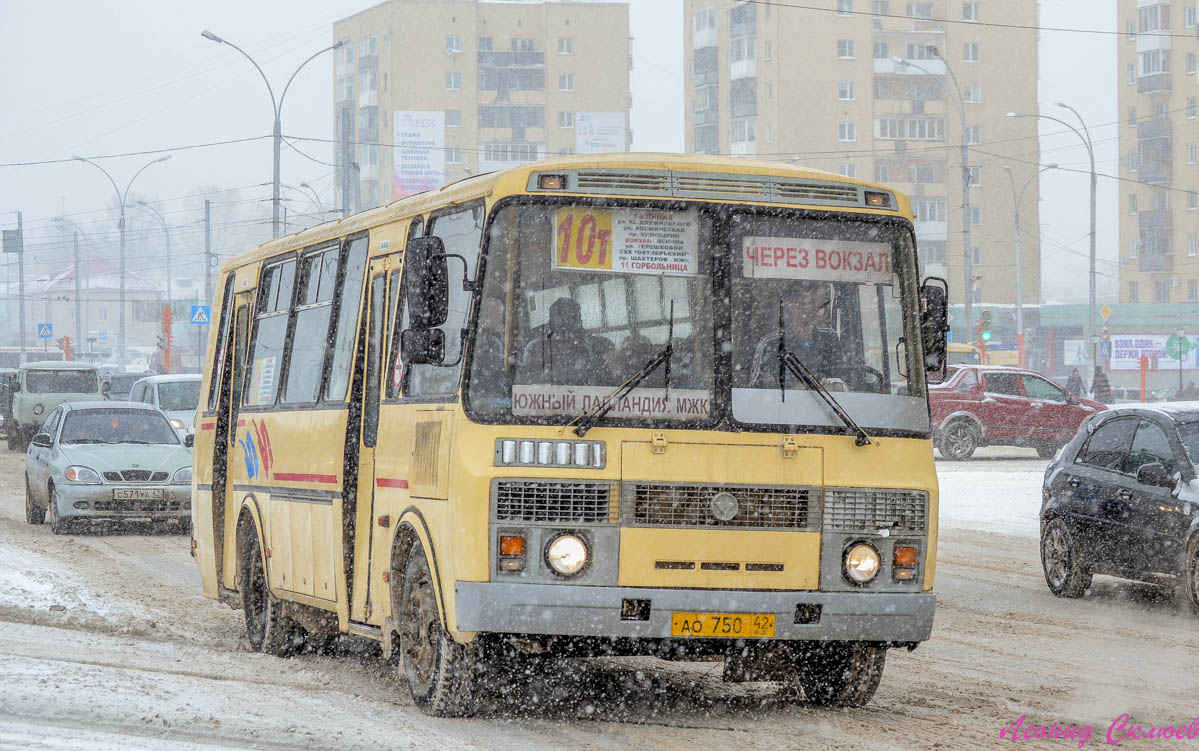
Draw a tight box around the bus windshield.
[465,201,926,434]
[467,202,715,426]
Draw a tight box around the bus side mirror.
[400,328,446,366]
[403,236,450,329]
[920,277,949,384]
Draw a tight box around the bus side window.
[324,235,370,401]
[406,204,483,398]
[386,268,405,399]
[206,274,236,413]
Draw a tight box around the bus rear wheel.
[396,540,477,717]
[240,530,300,657]
[794,641,886,707]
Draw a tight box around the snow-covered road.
[1,447,1196,750]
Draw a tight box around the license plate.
[671,612,775,638]
[113,488,164,500]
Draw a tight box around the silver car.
[24,402,193,535]
[129,374,202,434]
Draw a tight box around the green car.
[8,361,103,451]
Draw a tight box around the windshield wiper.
[64,438,104,444]
[571,302,674,437]
[112,440,152,444]
[777,301,873,447]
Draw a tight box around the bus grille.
[625,484,818,530]
[823,488,927,533]
[493,480,615,524]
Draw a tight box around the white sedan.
[24,401,193,535]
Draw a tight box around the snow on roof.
[1099,401,1199,422]
[24,257,162,295]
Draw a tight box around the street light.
[1008,103,1096,375]
[298,182,324,215]
[71,154,171,371]
[1003,163,1057,368]
[1178,326,1186,394]
[202,30,344,238]
[52,216,91,357]
[135,201,173,323]
[893,47,974,331]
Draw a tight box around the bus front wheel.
[240,528,300,657]
[396,539,477,717]
[794,641,886,707]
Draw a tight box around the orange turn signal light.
[499,535,526,557]
[893,546,918,567]
[538,174,566,190]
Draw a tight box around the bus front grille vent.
[575,172,669,192]
[493,480,615,524]
[626,484,817,530]
[823,488,928,533]
[674,175,764,196]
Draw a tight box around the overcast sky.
[0,0,1113,304]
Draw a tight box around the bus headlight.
[545,533,589,577]
[844,542,881,584]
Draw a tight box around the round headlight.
[844,542,881,584]
[32,403,44,416]
[545,534,589,577]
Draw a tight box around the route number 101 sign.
[554,207,699,276]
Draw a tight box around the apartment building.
[684,0,1041,307]
[332,0,630,210]
[1118,0,1199,304]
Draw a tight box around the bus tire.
[240,528,300,657]
[25,474,44,524]
[938,420,978,461]
[795,641,886,707]
[396,539,477,717]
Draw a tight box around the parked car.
[929,365,1107,460]
[24,401,193,535]
[102,371,155,401]
[129,374,202,434]
[8,361,103,451]
[1039,403,1199,612]
[1110,386,1168,404]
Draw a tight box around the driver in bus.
[517,297,599,385]
[748,282,842,388]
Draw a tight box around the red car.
[929,365,1107,460]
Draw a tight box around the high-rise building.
[1117,1,1199,304]
[683,0,1041,308]
[332,0,630,212]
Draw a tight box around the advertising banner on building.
[1109,333,1199,370]
[393,111,444,199]
[576,112,626,154]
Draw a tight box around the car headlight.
[170,418,186,430]
[64,465,102,484]
[172,467,192,485]
[844,542,881,584]
[545,533,589,577]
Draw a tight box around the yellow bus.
[192,153,947,715]
[947,342,982,366]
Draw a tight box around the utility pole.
[204,199,213,306]
[73,232,82,358]
[16,211,25,365]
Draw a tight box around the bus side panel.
[193,487,218,598]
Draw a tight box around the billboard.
[393,111,445,199]
[576,112,626,154]
[1109,333,1199,370]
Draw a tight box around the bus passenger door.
[217,292,254,591]
[351,258,395,622]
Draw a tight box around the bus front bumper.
[455,582,935,642]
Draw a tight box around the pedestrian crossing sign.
[37,323,52,339]
[190,305,211,325]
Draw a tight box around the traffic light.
[979,310,992,342]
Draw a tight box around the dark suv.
[1039,404,1199,612]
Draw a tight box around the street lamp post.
[1003,163,1057,368]
[136,201,173,332]
[201,31,344,239]
[894,47,973,332]
[1178,326,1186,394]
[52,216,91,358]
[1008,104,1097,374]
[298,181,324,215]
[71,154,171,371]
